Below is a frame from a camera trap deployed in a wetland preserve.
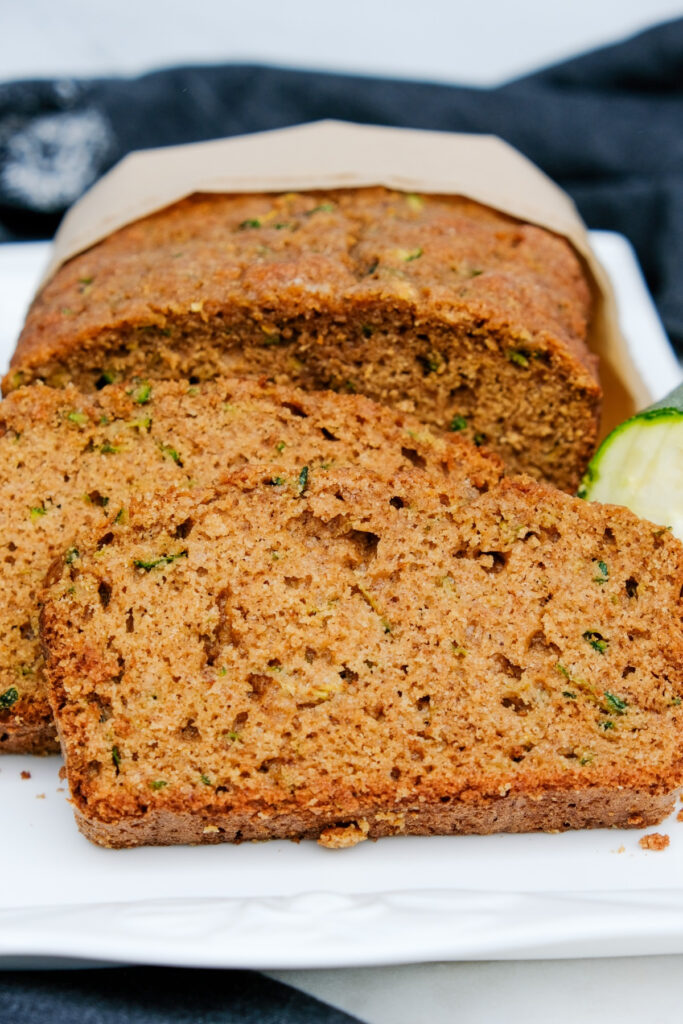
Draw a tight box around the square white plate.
[0,232,681,970]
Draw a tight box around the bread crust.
[72,788,676,849]
[7,189,599,490]
[0,720,59,756]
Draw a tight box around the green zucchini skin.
[579,381,683,539]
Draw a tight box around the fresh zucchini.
[578,381,683,540]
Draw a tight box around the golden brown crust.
[0,376,500,754]
[0,720,59,755]
[41,468,683,848]
[8,189,599,490]
[73,789,676,849]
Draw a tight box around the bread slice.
[0,377,500,754]
[7,188,599,491]
[41,469,683,847]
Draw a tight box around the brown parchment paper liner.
[40,120,646,432]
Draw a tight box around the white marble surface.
[270,956,683,1024]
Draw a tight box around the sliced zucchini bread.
[41,467,683,847]
[0,377,500,753]
[8,188,600,491]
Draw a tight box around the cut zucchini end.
[579,408,683,541]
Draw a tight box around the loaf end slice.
[41,470,683,847]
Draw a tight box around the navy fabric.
[0,967,359,1023]
[0,18,681,351]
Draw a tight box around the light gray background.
[3,3,683,1021]
[3,0,683,85]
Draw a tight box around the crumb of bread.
[639,833,670,851]
[677,809,683,822]
[20,770,31,779]
[59,766,67,780]
[318,820,370,849]
[35,792,45,800]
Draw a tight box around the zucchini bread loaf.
[0,377,501,754]
[8,188,599,492]
[41,467,683,848]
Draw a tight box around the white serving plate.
[0,232,681,970]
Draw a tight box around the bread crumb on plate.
[318,820,370,849]
[639,833,670,851]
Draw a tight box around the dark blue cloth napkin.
[0,18,681,352]
[0,967,357,1023]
